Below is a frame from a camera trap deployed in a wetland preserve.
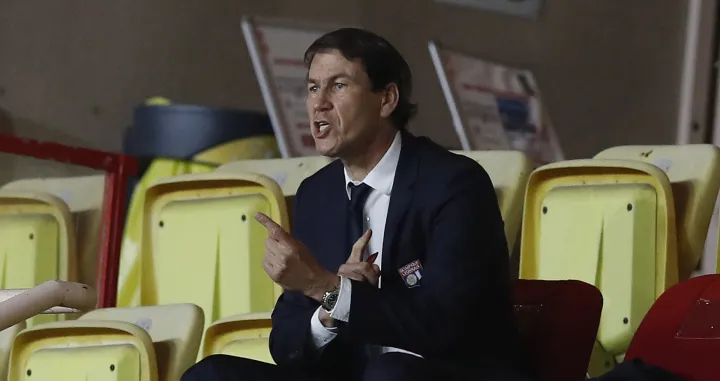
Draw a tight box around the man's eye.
[334,83,346,89]
[308,86,318,93]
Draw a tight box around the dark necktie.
[347,182,376,362]
[348,182,373,251]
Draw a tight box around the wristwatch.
[321,287,340,313]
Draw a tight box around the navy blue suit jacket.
[269,132,523,378]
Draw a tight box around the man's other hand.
[337,229,381,286]
[255,212,338,301]
[318,229,381,327]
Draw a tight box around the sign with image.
[428,41,563,167]
[435,0,542,18]
[242,17,328,158]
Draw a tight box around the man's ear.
[380,83,399,119]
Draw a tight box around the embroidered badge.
[398,260,423,288]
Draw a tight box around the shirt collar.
[344,131,402,199]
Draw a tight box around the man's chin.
[315,143,340,158]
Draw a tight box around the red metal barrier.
[0,134,138,308]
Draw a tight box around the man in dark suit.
[182,28,527,381]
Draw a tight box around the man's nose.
[313,93,332,112]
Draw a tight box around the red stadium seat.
[513,279,602,381]
[625,274,720,381]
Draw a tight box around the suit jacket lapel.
[324,160,350,272]
[381,131,418,275]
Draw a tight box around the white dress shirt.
[308,131,422,358]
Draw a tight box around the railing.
[0,134,139,308]
[0,281,96,331]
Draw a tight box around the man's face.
[306,50,385,158]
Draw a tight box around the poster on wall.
[435,0,542,18]
[428,40,563,167]
[242,16,329,158]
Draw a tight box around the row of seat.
[0,144,719,379]
[0,278,602,381]
[523,145,720,375]
[0,150,532,379]
[4,257,720,381]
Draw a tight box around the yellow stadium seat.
[594,144,720,279]
[8,303,202,381]
[216,156,333,196]
[217,157,332,232]
[202,312,273,364]
[82,303,203,380]
[192,138,281,165]
[9,319,158,381]
[0,191,76,327]
[118,159,218,308]
[119,139,280,308]
[3,280,97,381]
[0,323,25,380]
[453,151,532,252]
[2,175,105,289]
[518,159,678,376]
[119,172,288,338]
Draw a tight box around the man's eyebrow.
[306,73,351,84]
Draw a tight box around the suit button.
[289,350,301,359]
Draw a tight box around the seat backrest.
[217,157,332,232]
[216,156,333,197]
[81,303,204,381]
[0,191,76,327]
[118,158,218,308]
[202,312,273,364]
[513,279,602,381]
[595,145,720,279]
[453,150,531,251]
[2,175,104,288]
[119,172,287,339]
[626,274,720,381]
[519,159,677,358]
[8,319,158,381]
[0,322,25,381]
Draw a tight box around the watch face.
[323,290,339,311]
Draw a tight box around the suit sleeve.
[268,180,321,368]
[268,181,348,370]
[345,162,511,356]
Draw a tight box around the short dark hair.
[304,28,418,130]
